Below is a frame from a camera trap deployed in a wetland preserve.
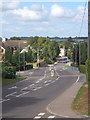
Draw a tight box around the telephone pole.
[88,0,90,58]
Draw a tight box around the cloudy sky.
[0,1,88,38]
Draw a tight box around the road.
[1,63,83,119]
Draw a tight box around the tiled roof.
[3,40,28,49]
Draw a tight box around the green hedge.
[2,66,16,79]
[79,65,86,73]
[71,63,79,67]
[86,59,90,82]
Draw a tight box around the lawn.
[72,82,88,115]
[1,76,26,86]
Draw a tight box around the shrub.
[71,63,79,67]
[86,59,90,82]
[79,65,86,73]
[2,66,16,79]
[25,65,33,70]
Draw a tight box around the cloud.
[51,4,74,18]
[73,6,88,22]
[0,20,9,24]
[9,5,48,21]
[0,1,20,10]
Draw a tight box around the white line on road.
[21,87,28,91]
[34,116,41,119]
[38,113,45,116]
[35,80,40,83]
[44,83,50,86]
[33,87,42,91]
[76,76,80,83]
[16,91,29,97]
[29,84,35,87]
[5,92,17,97]
[8,86,17,89]
[48,116,55,118]
[44,81,47,83]
[51,81,55,83]
[0,99,10,103]
[56,77,60,81]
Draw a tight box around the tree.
[4,47,12,65]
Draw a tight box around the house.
[59,46,65,57]
[0,40,28,62]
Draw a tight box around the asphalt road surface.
[1,63,83,119]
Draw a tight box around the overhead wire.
[78,0,87,37]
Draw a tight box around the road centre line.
[75,75,80,83]
[34,116,41,119]
[21,87,28,91]
[44,83,50,86]
[5,92,17,97]
[51,81,55,83]
[44,81,47,83]
[56,77,60,81]
[29,84,35,87]
[0,99,10,103]
[38,113,45,116]
[33,87,42,91]
[16,91,29,97]
[8,86,17,89]
[48,116,55,118]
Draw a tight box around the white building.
[59,46,65,57]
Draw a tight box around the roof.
[3,40,28,49]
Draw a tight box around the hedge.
[79,65,86,73]
[86,59,90,82]
[2,66,16,79]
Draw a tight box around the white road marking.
[76,76,80,83]
[16,91,29,97]
[8,86,17,89]
[51,81,55,83]
[44,81,47,83]
[44,83,50,86]
[0,99,10,103]
[29,84,35,87]
[21,87,28,91]
[48,80,51,82]
[34,116,41,119]
[35,80,40,83]
[33,87,42,91]
[38,113,45,116]
[56,77,60,81]
[5,92,17,97]
[48,116,55,118]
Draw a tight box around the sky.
[0,0,88,38]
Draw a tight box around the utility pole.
[88,0,90,58]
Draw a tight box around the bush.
[79,65,86,73]
[71,63,79,67]
[25,65,33,70]
[2,66,16,79]
[86,59,90,82]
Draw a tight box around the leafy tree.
[4,47,12,65]
[10,37,21,40]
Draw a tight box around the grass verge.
[1,76,26,86]
[72,82,88,115]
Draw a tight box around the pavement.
[47,71,88,118]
